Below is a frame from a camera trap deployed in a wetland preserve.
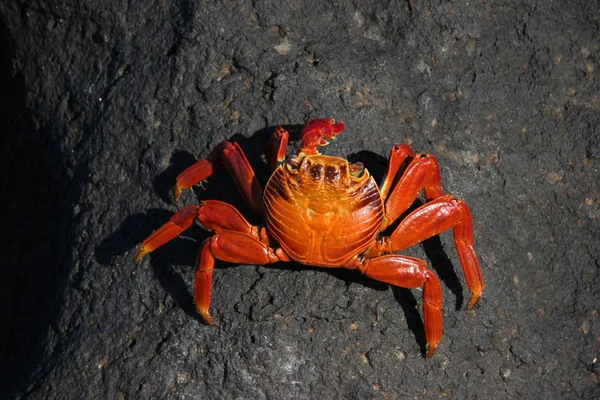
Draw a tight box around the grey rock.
[1,1,599,398]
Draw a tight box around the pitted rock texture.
[1,1,599,398]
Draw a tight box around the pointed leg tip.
[134,247,148,262]
[467,293,482,310]
[200,311,215,326]
[173,186,183,203]
[426,343,438,358]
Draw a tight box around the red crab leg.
[194,231,283,325]
[174,141,263,215]
[299,118,345,156]
[355,254,443,358]
[383,153,444,226]
[173,142,226,201]
[385,195,484,309]
[379,144,415,200]
[265,126,289,171]
[134,200,260,262]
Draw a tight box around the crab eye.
[349,162,365,177]
[287,157,301,169]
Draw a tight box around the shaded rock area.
[1,1,599,398]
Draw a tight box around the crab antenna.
[299,118,345,156]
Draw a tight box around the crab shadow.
[99,126,467,357]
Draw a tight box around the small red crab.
[135,118,484,357]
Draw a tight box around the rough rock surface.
[1,1,599,398]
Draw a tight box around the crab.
[135,118,484,357]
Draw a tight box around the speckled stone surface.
[1,1,599,398]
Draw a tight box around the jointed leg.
[174,142,226,201]
[353,254,443,357]
[382,151,444,226]
[174,141,263,215]
[379,144,415,200]
[265,126,289,171]
[385,195,484,309]
[135,200,289,325]
[194,231,284,325]
[135,200,260,262]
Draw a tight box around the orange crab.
[135,118,484,357]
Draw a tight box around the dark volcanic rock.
[1,1,599,398]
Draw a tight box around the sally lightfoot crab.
[135,118,484,357]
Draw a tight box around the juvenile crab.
[135,118,484,357]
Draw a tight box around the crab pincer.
[299,118,345,155]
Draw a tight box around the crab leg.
[382,153,444,225]
[174,141,263,214]
[194,231,283,325]
[265,126,290,171]
[379,144,415,200]
[385,195,484,309]
[173,142,226,201]
[134,200,260,262]
[355,254,443,358]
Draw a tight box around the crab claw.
[300,118,345,155]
